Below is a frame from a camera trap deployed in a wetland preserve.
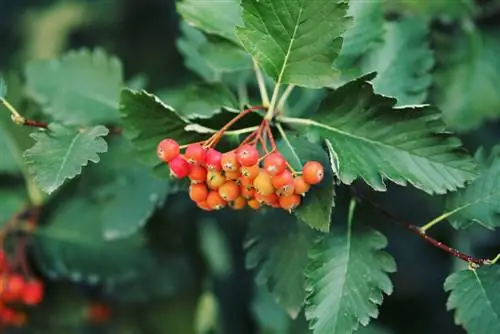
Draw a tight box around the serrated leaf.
[434,28,500,131]
[24,124,109,194]
[444,266,500,334]
[119,89,204,177]
[34,197,153,283]
[0,75,6,98]
[25,48,123,126]
[277,136,335,232]
[385,0,477,20]
[245,210,318,318]
[335,0,385,69]
[177,23,252,83]
[90,137,170,240]
[445,146,500,230]
[156,83,239,119]
[305,226,396,334]
[288,75,478,195]
[362,18,434,106]
[177,0,242,44]
[236,0,350,88]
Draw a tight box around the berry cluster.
[156,108,324,212]
[0,250,44,327]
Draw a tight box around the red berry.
[206,191,227,210]
[189,165,207,183]
[229,197,246,210]
[22,280,44,306]
[86,302,111,324]
[248,199,261,210]
[302,161,324,185]
[196,201,213,211]
[185,143,207,164]
[225,170,241,181]
[189,183,209,202]
[263,153,286,176]
[279,194,301,211]
[219,181,240,202]
[221,151,240,172]
[256,192,279,206]
[294,176,311,195]
[168,156,191,178]
[206,148,222,171]
[157,139,180,162]
[241,165,259,180]
[4,274,24,301]
[236,144,259,167]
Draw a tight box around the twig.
[352,188,490,266]
[253,61,270,107]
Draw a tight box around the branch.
[352,188,490,267]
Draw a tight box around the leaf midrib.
[51,131,83,191]
[472,270,500,328]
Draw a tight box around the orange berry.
[239,177,253,190]
[271,170,295,196]
[206,148,222,171]
[263,153,286,176]
[157,139,180,162]
[189,183,208,202]
[219,181,240,201]
[168,156,191,179]
[189,165,207,183]
[279,194,301,211]
[197,201,213,211]
[236,144,259,167]
[241,165,259,180]
[206,191,227,210]
[248,199,261,210]
[225,170,241,181]
[185,143,207,164]
[256,193,279,206]
[253,170,274,196]
[229,196,246,210]
[241,186,255,199]
[294,176,311,195]
[303,161,324,185]
[207,170,226,189]
[221,151,240,172]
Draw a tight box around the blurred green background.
[1,0,500,333]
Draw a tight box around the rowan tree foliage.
[1,0,500,333]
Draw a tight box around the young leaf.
[177,0,242,44]
[119,89,203,177]
[334,0,385,69]
[362,18,434,106]
[156,83,239,119]
[284,75,478,195]
[445,146,500,230]
[25,48,123,126]
[277,136,335,232]
[245,210,318,318]
[24,124,109,194]
[33,197,154,283]
[433,28,500,131]
[236,0,350,88]
[177,23,252,83]
[305,226,396,334]
[444,266,500,334]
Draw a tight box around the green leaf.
[385,0,477,20]
[177,0,242,44]
[25,48,123,126]
[0,187,27,227]
[236,0,350,88]
[305,226,396,334]
[34,197,153,283]
[90,137,170,240]
[251,287,290,334]
[362,18,434,106]
[287,75,478,195]
[277,136,335,232]
[156,83,239,119]
[434,28,500,131]
[0,124,22,174]
[0,75,6,98]
[334,0,385,69]
[245,210,318,318]
[444,266,500,334]
[445,146,500,230]
[177,23,252,83]
[24,124,109,194]
[119,89,204,177]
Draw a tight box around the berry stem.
[277,85,295,115]
[254,61,270,107]
[264,121,276,150]
[276,123,302,167]
[1,97,48,128]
